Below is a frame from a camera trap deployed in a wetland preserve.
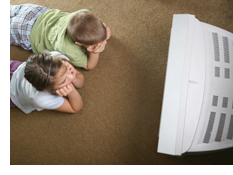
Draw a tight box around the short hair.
[24,53,66,93]
[67,11,106,45]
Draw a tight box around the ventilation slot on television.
[227,115,233,140]
[215,67,220,77]
[212,95,218,106]
[215,113,226,142]
[222,97,228,108]
[223,36,229,63]
[224,68,230,79]
[212,32,220,62]
[203,112,216,143]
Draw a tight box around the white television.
[157,14,233,156]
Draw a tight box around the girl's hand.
[55,83,74,97]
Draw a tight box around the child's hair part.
[67,11,106,45]
[24,53,67,93]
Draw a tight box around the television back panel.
[157,14,233,156]
[188,21,233,153]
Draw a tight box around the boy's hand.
[55,83,75,97]
[103,23,111,40]
[87,40,107,53]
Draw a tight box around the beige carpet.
[10,0,233,164]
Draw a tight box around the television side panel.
[157,14,194,155]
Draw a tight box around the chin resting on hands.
[55,83,74,97]
[87,40,107,53]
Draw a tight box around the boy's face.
[75,41,100,49]
[84,44,98,50]
[75,40,107,53]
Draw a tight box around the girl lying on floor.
[10,51,84,114]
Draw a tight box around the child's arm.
[82,52,100,70]
[82,41,107,70]
[55,83,83,113]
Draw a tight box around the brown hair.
[67,11,106,45]
[24,53,67,93]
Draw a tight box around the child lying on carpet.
[10,4,111,70]
[10,51,84,114]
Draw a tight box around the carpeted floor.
[10,0,233,165]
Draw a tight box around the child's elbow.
[83,65,95,71]
[79,74,85,88]
[72,103,83,114]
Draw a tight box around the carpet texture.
[10,0,233,165]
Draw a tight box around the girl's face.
[54,61,77,90]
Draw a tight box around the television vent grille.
[203,112,216,143]
[222,97,228,108]
[227,115,233,140]
[212,95,218,106]
[224,68,230,79]
[212,32,220,62]
[223,36,230,63]
[215,113,226,142]
[215,67,220,77]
